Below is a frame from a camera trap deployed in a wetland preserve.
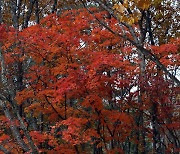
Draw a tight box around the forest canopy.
[0,0,179,153]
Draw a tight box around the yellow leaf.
[113,4,125,13]
[128,17,135,25]
[137,0,151,10]
[123,0,128,8]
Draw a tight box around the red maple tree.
[0,6,179,154]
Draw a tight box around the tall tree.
[0,1,179,153]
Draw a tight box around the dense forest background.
[0,0,179,153]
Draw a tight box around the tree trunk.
[0,0,2,24]
[0,100,30,152]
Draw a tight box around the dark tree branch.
[35,0,40,24]
[44,95,65,120]
[52,0,57,13]
[0,0,3,24]
[145,10,155,45]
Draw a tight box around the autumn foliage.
[0,6,179,154]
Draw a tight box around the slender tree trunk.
[138,52,147,154]
[151,102,161,154]
[23,0,36,28]
[10,0,19,29]
[35,0,39,24]
[0,0,2,24]
[0,100,30,152]
[151,67,163,154]
[17,0,22,23]
[52,0,57,13]
[0,43,30,151]
[0,44,39,153]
